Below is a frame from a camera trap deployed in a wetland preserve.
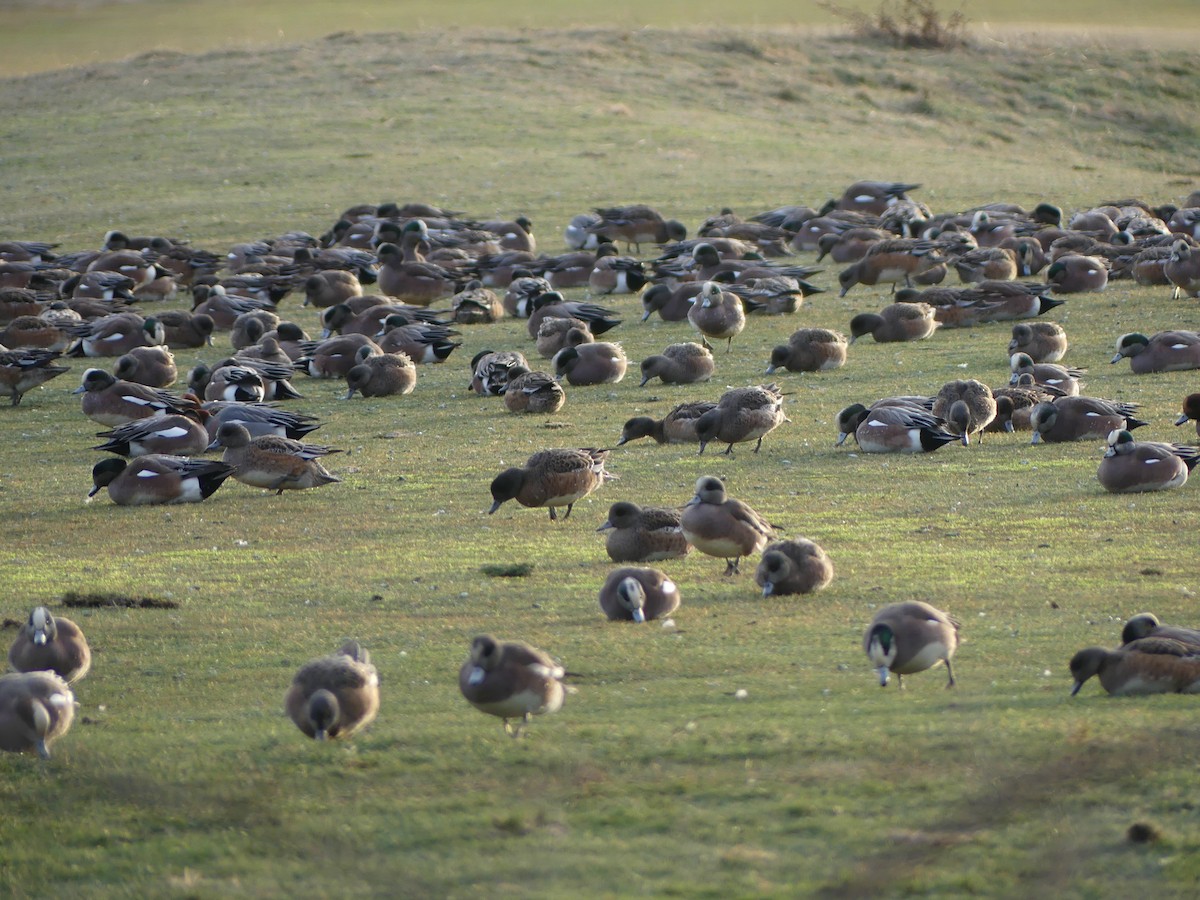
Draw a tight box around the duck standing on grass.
[458,635,566,738]
[285,641,380,741]
[488,448,611,521]
[863,601,959,689]
[680,476,773,576]
[211,422,341,495]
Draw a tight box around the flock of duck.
[4,180,1200,751]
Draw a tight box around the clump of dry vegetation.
[820,0,969,49]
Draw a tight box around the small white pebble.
[234,539,249,548]
[734,689,748,700]
[1042,670,1053,677]
[660,618,676,630]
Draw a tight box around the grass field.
[2,5,1200,898]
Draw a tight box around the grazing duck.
[687,281,746,352]
[1047,254,1109,293]
[836,402,957,454]
[503,368,566,415]
[755,538,834,598]
[766,328,848,375]
[597,501,691,563]
[488,448,610,521]
[113,345,177,388]
[617,400,717,446]
[92,413,210,457]
[0,671,75,759]
[598,567,681,623]
[848,302,938,344]
[469,349,530,397]
[1111,331,1200,374]
[1097,429,1200,493]
[285,641,380,741]
[212,422,341,495]
[450,280,504,323]
[952,246,1019,283]
[1165,239,1200,298]
[552,342,627,386]
[1174,392,1200,439]
[586,204,687,252]
[7,607,91,684]
[74,368,197,426]
[863,601,959,689]
[837,239,944,295]
[680,476,773,576]
[1009,352,1084,396]
[0,348,69,406]
[1029,397,1146,444]
[695,384,786,455]
[639,342,714,386]
[1121,614,1200,649]
[88,455,236,505]
[1008,322,1068,364]
[931,379,997,445]
[640,282,704,323]
[458,635,565,737]
[344,349,416,399]
[1069,638,1200,696]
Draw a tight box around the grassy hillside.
[2,21,1200,899]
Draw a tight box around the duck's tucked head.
[848,313,881,343]
[306,689,339,740]
[759,551,792,597]
[1069,647,1107,695]
[1121,613,1161,645]
[88,457,129,499]
[766,344,792,374]
[616,578,648,623]
[488,469,525,512]
[865,624,898,686]
[27,607,55,646]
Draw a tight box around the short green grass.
[2,16,1200,899]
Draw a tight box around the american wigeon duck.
[1069,638,1200,696]
[535,317,593,359]
[74,368,197,426]
[999,236,1048,276]
[833,180,921,215]
[201,402,321,442]
[212,422,342,495]
[345,349,416,399]
[598,567,681,623]
[61,270,135,302]
[458,635,565,738]
[261,323,315,363]
[502,271,554,318]
[303,270,363,309]
[617,400,717,446]
[88,454,236,505]
[586,204,687,252]
[475,250,538,289]
[285,641,380,741]
[987,379,1054,434]
[696,384,786,456]
[8,607,91,685]
[755,538,834,598]
[723,275,818,315]
[86,249,169,296]
[295,334,382,378]
[1097,429,1200,493]
[639,342,714,386]
[229,310,282,350]
[539,244,616,290]
[687,281,746,352]
[215,355,302,402]
[375,243,458,306]
[92,413,210,457]
[376,318,461,364]
[681,476,773,576]
[194,364,265,403]
[480,216,536,253]
[1165,239,1200,298]
[588,253,649,295]
[450,280,504,323]
[837,239,944,296]
[157,310,215,349]
[596,501,691,563]
[65,312,164,358]
[1111,331,1200,374]
[0,239,58,263]
[190,285,277,331]
[1121,613,1200,649]
[952,246,1018,283]
[1174,392,1200,438]
[0,671,75,759]
[640,281,705,323]
[319,300,433,339]
[896,281,1063,324]
[932,379,997,445]
[766,327,848,375]
[525,293,620,340]
[0,315,72,352]
[1008,322,1068,364]
[234,336,294,371]
[1047,254,1109,293]
[1029,397,1146,444]
[0,348,69,406]
[815,227,889,263]
[1009,352,1084,396]
[552,342,627,386]
[564,213,604,251]
[488,448,610,521]
[469,349,531,397]
[502,368,566,415]
[864,601,959,689]
[836,402,957,454]
[113,345,177,388]
[848,302,938,344]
